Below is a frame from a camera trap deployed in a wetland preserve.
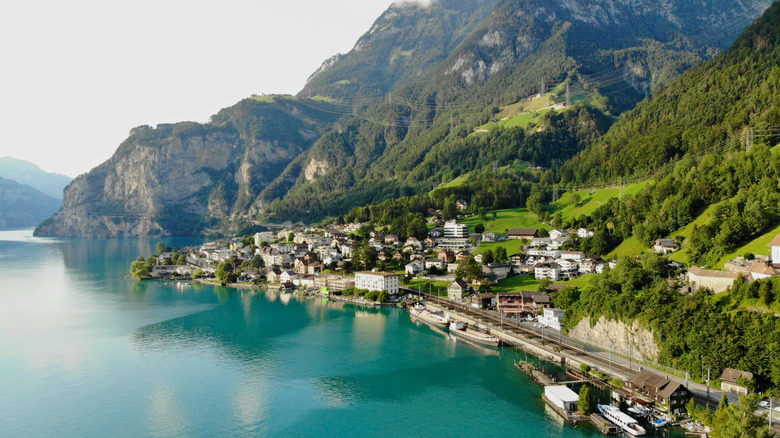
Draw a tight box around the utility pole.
[629,342,632,372]
[540,77,546,95]
[609,346,612,372]
[747,127,754,153]
[566,82,571,106]
[707,368,711,404]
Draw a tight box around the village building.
[384,234,399,245]
[625,369,690,414]
[266,268,282,283]
[534,262,561,281]
[447,278,469,301]
[653,239,679,254]
[280,270,297,284]
[508,228,538,240]
[545,386,579,413]
[538,308,565,330]
[771,233,780,262]
[405,260,425,276]
[455,250,472,261]
[354,271,401,295]
[315,275,355,293]
[549,229,569,241]
[295,275,316,288]
[438,249,455,263]
[482,232,497,242]
[404,237,423,250]
[748,261,780,280]
[470,293,495,309]
[485,263,511,280]
[455,199,468,211]
[560,251,585,261]
[425,258,447,270]
[720,368,754,395]
[687,266,745,293]
[577,228,594,238]
[444,220,469,239]
[496,291,551,315]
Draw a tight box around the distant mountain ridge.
[0,157,72,199]
[34,0,773,237]
[0,176,61,229]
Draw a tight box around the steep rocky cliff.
[35,98,330,237]
[568,316,660,362]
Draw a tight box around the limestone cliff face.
[35,99,325,237]
[568,316,660,362]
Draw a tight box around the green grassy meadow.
[713,222,780,269]
[550,181,648,221]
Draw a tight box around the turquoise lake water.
[0,229,680,437]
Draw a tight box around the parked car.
[759,399,770,409]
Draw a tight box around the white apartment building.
[538,308,565,331]
[355,271,401,295]
[443,220,469,239]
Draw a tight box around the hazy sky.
[0,0,400,178]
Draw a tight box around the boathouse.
[545,386,579,412]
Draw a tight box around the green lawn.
[407,278,451,296]
[554,274,596,290]
[713,222,780,269]
[491,275,542,294]
[550,181,648,221]
[311,95,337,103]
[607,236,646,260]
[461,208,547,235]
[472,239,527,256]
[435,172,472,191]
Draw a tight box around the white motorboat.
[597,404,646,436]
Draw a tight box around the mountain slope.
[35,98,338,237]
[36,0,773,237]
[0,157,72,199]
[263,0,772,222]
[559,0,780,185]
[0,177,61,229]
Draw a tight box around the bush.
[580,363,591,374]
[365,290,379,301]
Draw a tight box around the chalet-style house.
[496,291,551,315]
[447,278,469,301]
[625,369,690,414]
[653,239,679,254]
[720,368,754,395]
[470,293,496,309]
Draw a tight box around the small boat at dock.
[651,418,668,428]
[597,404,646,436]
[409,306,450,327]
[448,320,501,347]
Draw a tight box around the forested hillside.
[36,0,771,237]
[546,1,780,266]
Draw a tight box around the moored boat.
[597,404,646,436]
[448,320,501,347]
[409,306,450,327]
[651,418,668,428]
